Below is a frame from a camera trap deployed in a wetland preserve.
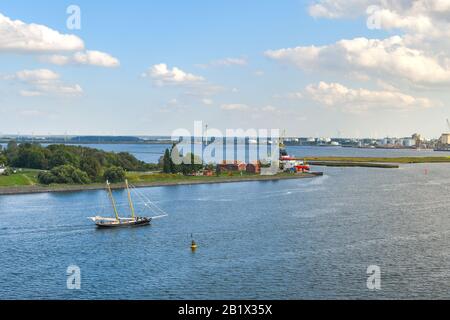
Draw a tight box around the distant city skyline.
[1,1,450,138]
[0,133,438,141]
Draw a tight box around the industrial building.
[439,133,450,145]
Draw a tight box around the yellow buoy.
[191,240,198,251]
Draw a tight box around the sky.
[1,0,450,138]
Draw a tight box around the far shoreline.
[0,172,323,196]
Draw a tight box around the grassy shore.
[2,155,448,194]
[0,171,322,195]
[306,161,399,168]
[0,170,40,187]
[304,156,450,164]
[302,156,450,168]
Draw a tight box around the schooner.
[89,180,167,228]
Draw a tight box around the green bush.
[37,171,56,185]
[38,165,91,185]
[103,166,125,183]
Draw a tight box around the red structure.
[246,163,261,174]
[218,161,261,174]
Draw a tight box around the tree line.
[161,146,214,175]
[0,141,155,184]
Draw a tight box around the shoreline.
[0,172,323,196]
[304,156,450,165]
[307,161,399,168]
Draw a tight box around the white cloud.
[308,0,375,18]
[168,98,178,105]
[0,12,119,69]
[266,36,450,85]
[14,69,60,83]
[143,63,204,86]
[305,81,434,113]
[198,57,247,68]
[72,51,119,67]
[221,103,250,111]
[19,90,43,97]
[261,105,278,112]
[308,1,450,46]
[8,69,83,97]
[309,0,450,20]
[202,98,213,105]
[42,55,71,66]
[0,12,84,52]
[19,109,43,116]
[183,84,224,98]
[285,1,450,94]
[43,50,120,68]
[273,92,303,100]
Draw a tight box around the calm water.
[2,163,450,299]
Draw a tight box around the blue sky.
[1,0,449,138]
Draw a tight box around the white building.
[261,161,280,176]
[402,138,415,147]
[440,133,450,145]
[380,138,396,146]
[0,166,5,175]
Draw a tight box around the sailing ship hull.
[96,218,151,229]
[90,180,166,228]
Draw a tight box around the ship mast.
[106,180,120,221]
[125,179,136,219]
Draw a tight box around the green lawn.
[0,170,39,187]
[126,171,262,184]
[0,170,264,189]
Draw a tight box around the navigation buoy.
[190,234,197,251]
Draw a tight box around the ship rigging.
[89,180,168,228]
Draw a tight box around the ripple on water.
[1,163,450,299]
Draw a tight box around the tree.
[162,149,172,174]
[5,143,152,185]
[178,153,203,175]
[48,149,79,168]
[103,166,125,183]
[6,140,18,164]
[0,154,7,166]
[14,144,47,169]
[80,156,102,181]
[215,165,221,177]
[38,165,91,185]
[6,140,17,152]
